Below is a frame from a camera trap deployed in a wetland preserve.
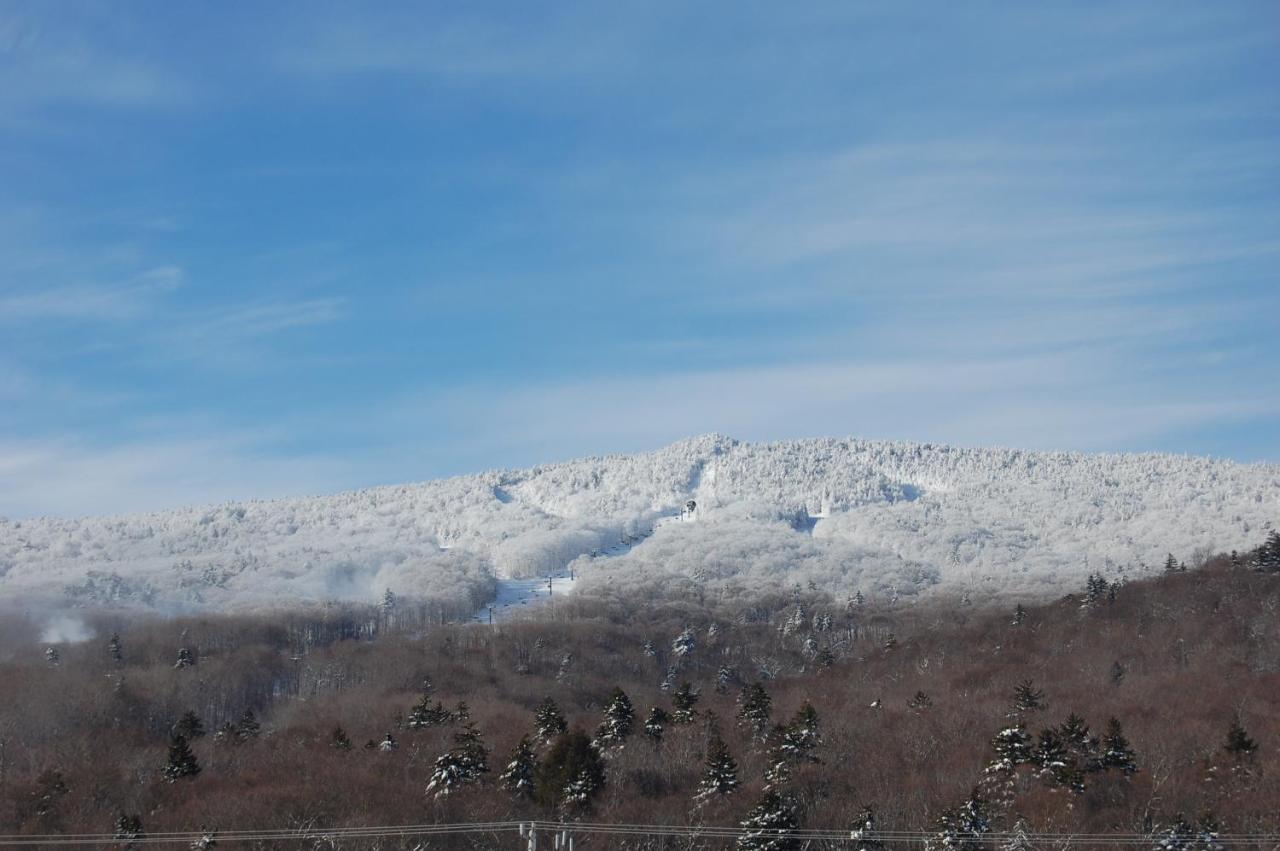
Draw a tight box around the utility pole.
[547,577,553,596]
[488,606,494,625]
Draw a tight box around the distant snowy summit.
[1,434,1276,614]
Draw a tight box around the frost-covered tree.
[737,790,799,851]
[1223,715,1258,759]
[499,735,538,797]
[594,687,634,750]
[174,710,205,740]
[737,683,773,740]
[163,735,201,782]
[643,706,669,744]
[534,697,568,745]
[1003,818,1034,851]
[672,682,699,724]
[1100,717,1138,776]
[45,647,60,667]
[694,729,740,801]
[535,729,605,813]
[174,647,195,669]
[407,696,452,729]
[378,732,398,752]
[426,722,489,798]
[989,724,1033,769]
[672,627,697,659]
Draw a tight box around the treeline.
[1,535,1278,848]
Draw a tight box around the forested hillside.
[3,536,1278,847]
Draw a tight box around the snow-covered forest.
[1,434,1276,614]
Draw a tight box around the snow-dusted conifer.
[694,728,740,801]
[849,806,884,851]
[174,647,194,669]
[779,702,821,764]
[1223,716,1258,759]
[499,735,538,797]
[1012,680,1045,713]
[1100,718,1138,776]
[643,706,669,744]
[737,790,799,851]
[330,726,352,751]
[672,682,699,723]
[672,627,697,659]
[163,735,201,782]
[534,697,568,745]
[593,687,634,750]
[174,710,205,740]
[736,683,772,739]
[425,722,489,798]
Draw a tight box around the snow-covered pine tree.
[762,724,790,790]
[107,633,122,664]
[45,647,59,667]
[672,682,699,724]
[816,645,836,669]
[643,706,669,744]
[330,726,352,751]
[534,697,568,745]
[929,789,991,851]
[174,711,205,740]
[672,627,697,659]
[736,683,773,741]
[593,687,634,750]
[1100,717,1138,776]
[407,695,452,729]
[1032,728,1077,790]
[983,723,1032,812]
[849,806,884,851]
[378,732,398,752]
[1011,604,1026,626]
[425,722,490,798]
[737,790,799,851]
[499,735,538,797]
[163,735,201,782]
[1223,715,1258,759]
[779,702,821,764]
[694,729,740,801]
[1164,554,1179,573]
[174,647,194,669]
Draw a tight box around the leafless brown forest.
[1,543,1278,849]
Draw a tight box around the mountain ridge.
[2,434,1276,614]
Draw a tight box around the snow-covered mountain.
[1,434,1276,614]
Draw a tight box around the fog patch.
[40,614,94,644]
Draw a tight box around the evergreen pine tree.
[1059,713,1102,774]
[643,706,669,744]
[1223,716,1258,759]
[672,627,697,659]
[1110,661,1126,687]
[499,735,538,797]
[174,711,205,740]
[534,697,568,745]
[1100,717,1138,776]
[1164,554,1179,573]
[736,683,773,740]
[378,731,398,752]
[816,646,836,669]
[672,682,699,723]
[33,769,68,817]
[174,647,195,669]
[163,735,201,782]
[1032,728,1077,789]
[593,687,634,750]
[425,722,490,798]
[989,724,1033,770]
[1012,680,1045,713]
[330,726,352,751]
[535,729,606,813]
[737,790,799,851]
[1011,604,1026,626]
[849,806,884,851]
[45,647,60,667]
[907,690,932,711]
[779,702,821,764]
[114,813,144,851]
[694,729,740,801]
[107,633,123,664]
[930,789,991,851]
[1003,818,1034,851]
[235,709,260,741]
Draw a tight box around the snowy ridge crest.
[1,435,1276,612]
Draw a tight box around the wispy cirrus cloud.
[0,265,184,321]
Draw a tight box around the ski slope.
[1,434,1276,615]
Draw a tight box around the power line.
[3,821,1280,848]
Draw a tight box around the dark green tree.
[534,697,568,745]
[672,682,699,723]
[737,790,799,851]
[1223,716,1258,759]
[694,729,740,801]
[535,729,606,813]
[593,687,634,750]
[174,711,205,740]
[499,735,538,797]
[163,735,201,782]
[643,706,669,744]
[736,683,773,740]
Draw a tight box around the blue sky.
[2,2,1278,517]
